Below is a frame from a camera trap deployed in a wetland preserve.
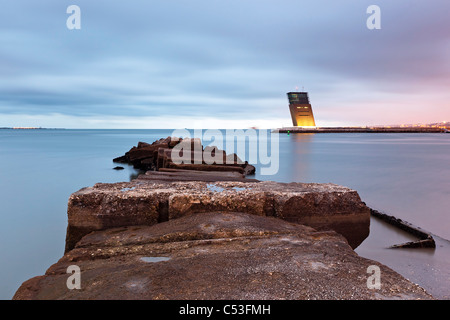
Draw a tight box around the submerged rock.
[370,209,436,249]
[13,212,433,300]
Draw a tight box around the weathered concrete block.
[65,184,166,252]
[14,212,432,300]
[65,180,370,252]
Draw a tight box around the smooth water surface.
[1,129,449,299]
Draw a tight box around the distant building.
[287,92,316,127]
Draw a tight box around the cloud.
[1,0,450,127]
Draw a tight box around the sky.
[1,0,449,129]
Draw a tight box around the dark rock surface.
[13,212,433,300]
[370,209,436,249]
[139,168,259,183]
[64,180,371,252]
[113,136,256,175]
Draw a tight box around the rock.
[166,162,246,174]
[137,141,151,148]
[64,180,370,252]
[169,136,181,148]
[370,209,436,249]
[139,169,258,183]
[178,137,203,151]
[113,137,257,175]
[139,158,155,171]
[112,166,124,170]
[13,212,433,300]
[152,137,172,145]
[112,155,127,163]
[389,238,436,249]
[128,143,169,164]
[243,162,256,175]
[160,149,246,168]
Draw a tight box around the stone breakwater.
[13,212,432,300]
[64,180,370,253]
[113,136,256,175]
[12,138,434,300]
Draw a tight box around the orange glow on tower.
[287,92,316,127]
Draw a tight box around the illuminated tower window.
[287,92,316,127]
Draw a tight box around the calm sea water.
[1,129,449,299]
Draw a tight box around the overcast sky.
[1,0,449,128]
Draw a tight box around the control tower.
[287,92,316,127]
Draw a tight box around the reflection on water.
[286,133,314,182]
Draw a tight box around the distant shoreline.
[275,126,449,133]
[1,127,449,133]
[0,127,64,130]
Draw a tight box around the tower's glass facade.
[287,92,316,127]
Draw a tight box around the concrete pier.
[274,127,448,133]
